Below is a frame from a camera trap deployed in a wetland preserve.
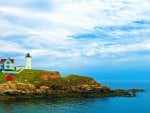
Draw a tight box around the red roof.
[0,59,14,64]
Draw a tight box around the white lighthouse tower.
[25,53,32,69]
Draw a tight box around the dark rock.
[0,81,144,99]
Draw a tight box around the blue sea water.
[0,81,149,113]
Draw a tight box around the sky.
[0,0,150,81]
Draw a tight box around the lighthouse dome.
[26,53,31,58]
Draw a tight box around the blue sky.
[0,0,150,81]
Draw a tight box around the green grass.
[64,74,95,86]
[0,72,6,83]
[0,69,96,88]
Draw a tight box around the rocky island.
[0,69,144,99]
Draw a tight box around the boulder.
[40,86,49,91]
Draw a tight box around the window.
[6,61,10,64]
[6,65,10,69]
[1,65,4,69]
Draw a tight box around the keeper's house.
[0,58,15,71]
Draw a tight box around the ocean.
[0,81,149,113]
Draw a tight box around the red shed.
[6,74,14,81]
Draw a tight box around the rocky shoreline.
[0,81,144,99]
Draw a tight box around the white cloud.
[0,40,24,53]
[0,0,150,69]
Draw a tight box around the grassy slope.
[0,72,6,83]
[0,69,95,88]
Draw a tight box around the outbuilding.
[6,74,14,81]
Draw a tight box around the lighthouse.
[25,53,32,69]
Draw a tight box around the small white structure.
[25,53,32,69]
[15,66,25,71]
